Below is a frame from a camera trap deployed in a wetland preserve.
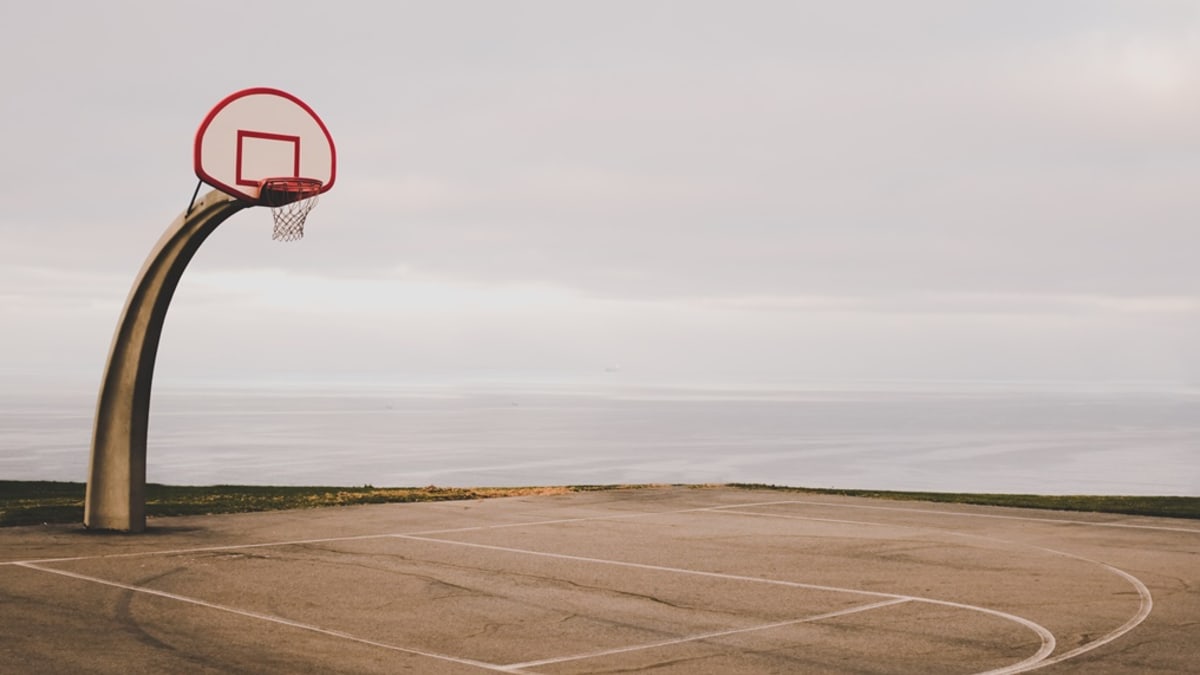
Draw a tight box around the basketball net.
[259,178,322,242]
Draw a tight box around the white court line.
[395,534,1057,673]
[5,494,1193,568]
[393,533,902,598]
[4,533,400,566]
[13,561,510,673]
[389,500,775,537]
[715,507,1155,675]
[2,502,727,567]
[14,552,934,674]
[7,518,1060,674]
[498,598,911,671]
[4,493,1175,672]
[972,544,1153,674]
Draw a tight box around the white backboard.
[195,88,336,203]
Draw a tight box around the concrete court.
[1,486,1196,674]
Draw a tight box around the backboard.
[194,87,336,203]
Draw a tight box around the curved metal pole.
[85,189,248,531]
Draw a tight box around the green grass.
[728,484,1200,520]
[0,481,600,527]
[2,481,1197,527]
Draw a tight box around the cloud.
[4,2,1200,385]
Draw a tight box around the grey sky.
[3,1,1199,388]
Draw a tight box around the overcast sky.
[3,1,1200,391]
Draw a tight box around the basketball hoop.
[259,177,322,242]
[195,88,336,240]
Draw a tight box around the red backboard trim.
[235,130,301,186]
[194,87,337,203]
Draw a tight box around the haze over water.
[3,378,1197,496]
[6,5,1200,505]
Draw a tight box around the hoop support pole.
[85,189,248,532]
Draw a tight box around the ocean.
[2,380,1198,496]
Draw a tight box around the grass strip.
[0,481,632,528]
[2,481,1197,527]
[728,484,1200,520]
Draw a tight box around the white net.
[270,194,318,242]
[260,178,322,242]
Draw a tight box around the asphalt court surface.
[2,486,1197,673]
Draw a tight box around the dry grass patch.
[0,482,638,527]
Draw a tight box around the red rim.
[258,177,323,205]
